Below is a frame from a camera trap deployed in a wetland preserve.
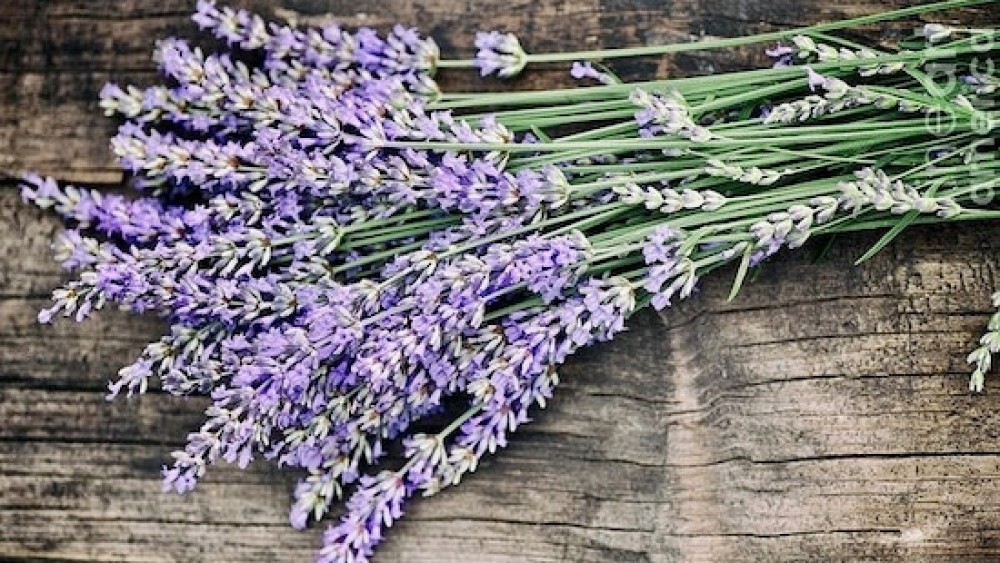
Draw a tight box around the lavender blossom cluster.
[18,3,659,561]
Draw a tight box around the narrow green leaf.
[854,209,919,265]
[855,180,942,265]
[727,245,754,302]
[530,125,552,142]
[904,67,947,99]
[736,100,758,121]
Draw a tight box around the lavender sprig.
[969,291,1000,392]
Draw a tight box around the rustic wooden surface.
[3,1,1000,561]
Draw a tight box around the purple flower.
[804,66,829,92]
[570,61,615,84]
[474,31,527,77]
[640,227,698,310]
[765,43,795,68]
[630,88,711,142]
[317,471,411,563]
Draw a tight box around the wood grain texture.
[3,1,1000,561]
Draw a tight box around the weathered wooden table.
[3,1,1000,561]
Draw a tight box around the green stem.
[441,0,993,68]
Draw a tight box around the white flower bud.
[792,35,817,53]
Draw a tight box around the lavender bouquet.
[16,0,1000,560]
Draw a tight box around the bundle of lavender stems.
[17,0,1000,560]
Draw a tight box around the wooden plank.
[3,0,1000,561]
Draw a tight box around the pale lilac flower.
[804,66,829,92]
[474,31,527,77]
[765,43,795,67]
[570,61,615,84]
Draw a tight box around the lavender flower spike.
[969,291,1000,392]
[631,88,712,142]
[474,31,528,77]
